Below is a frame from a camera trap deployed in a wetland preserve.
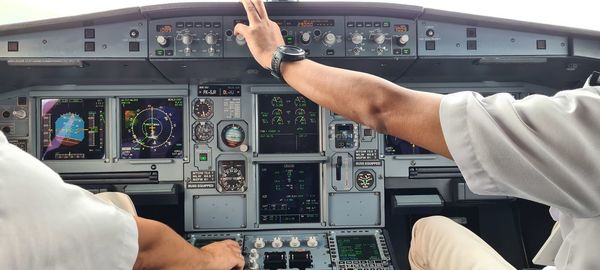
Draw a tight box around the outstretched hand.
[196,240,245,270]
[234,0,284,69]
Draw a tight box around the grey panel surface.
[329,192,380,226]
[193,194,247,229]
[0,20,148,58]
[417,20,568,56]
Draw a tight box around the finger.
[251,0,268,20]
[234,23,249,37]
[240,0,261,24]
[235,255,246,270]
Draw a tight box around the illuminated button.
[7,41,18,52]
[356,22,364,27]
[165,50,174,56]
[425,40,435,50]
[466,27,477,38]
[199,153,208,161]
[285,35,295,45]
[374,22,381,27]
[204,22,212,28]
[176,22,184,28]
[401,48,411,55]
[537,40,547,50]
[84,42,95,52]
[467,40,477,50]
[213,22,221,28]
[382,21,390,27]
[155,49,165,56]
[365,22,373,27]
[347,22,355,28]
[195,22,203,28]
[84,28,95,39]
[129,41,140,52]
[185,22,194,28]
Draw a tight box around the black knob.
[2,111,10,118]
[2,126,10,133]
[129,29,140,38]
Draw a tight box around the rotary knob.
[301,32,311,44]
[271,237,283,249]
[397,34,410,46]
[235,34,246,46]
[323,32,336,46]
[372,32,387,45]
[307,236,318,248]
[181,34,193,45]
[205,33,217,45]
[156,35,169,47]
[254,237,265,249]
[289,237,301,248]
[12,109,27,119]
[351,32,364,45]
[249,249,259,260]
[248,259,259,270]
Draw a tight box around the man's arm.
[133,217,245,270]
[234,0,450,157]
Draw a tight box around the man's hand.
[196,240,245,270]
[234,0,284,69]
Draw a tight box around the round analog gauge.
[221,124,245,148]
[219,163,246,192]
[193,98,214,120]
[194,121,214,143]
[356,171,375,190]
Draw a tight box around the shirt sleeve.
[440,87,600,218]
[0,132,139,269]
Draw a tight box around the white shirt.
[440,86,600,269]
[0,132,139,269]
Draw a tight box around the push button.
[84,42,95,52]
[7,41,19,52]
[129,41,140,52]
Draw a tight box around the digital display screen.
[40,98,105,160]
[197,85,242,97]
[259,163,320,224]
[156,25,172,33]
[120,98,184,159]
[384,135,432,155]
[258,94,319,154]
[394,24,409,32]
[336,235,381,261]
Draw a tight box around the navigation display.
[259,163,320,224]
[41,98,105,160]
[258,94,319,154]
[384,135,432,155]
[120,98,184,159]
[336,235,381,261]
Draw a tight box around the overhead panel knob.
[254,237,265,249]
[271,237,283,249]
[351,32,364,45]
[235,34,246,46]
[301,32,311,44]
[289,237,301,248]
[307,236,318,248]
[397,34,410,46]
[181,34,193,45]
[324,32,336,46]
[372,33,386,45]
[205,33,217,45]
[156,35,169,47]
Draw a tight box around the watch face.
[280,46,305,56]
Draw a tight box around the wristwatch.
[270,45,306,82]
